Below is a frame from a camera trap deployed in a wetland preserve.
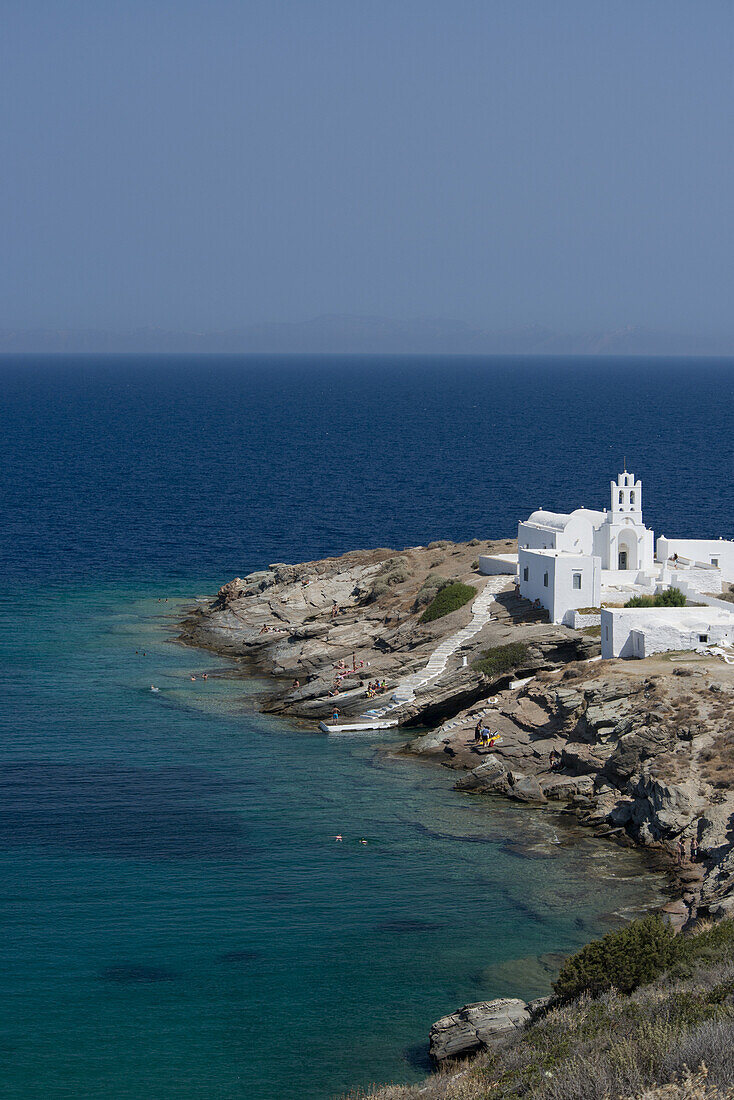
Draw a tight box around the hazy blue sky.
[2,1,733,334]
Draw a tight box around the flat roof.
[521,548,592,559]
[604,606,734,625]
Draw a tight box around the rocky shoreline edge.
[176,538,734,1071]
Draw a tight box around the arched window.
[630,491,635,505]
[618,491,623,504]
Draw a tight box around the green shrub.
[472,642,529,679]
[554,915,680,999]
[420,581,476,623]
[626,588,687,609]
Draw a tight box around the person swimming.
[150,685,159,692]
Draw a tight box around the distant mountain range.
[1,317,733,355]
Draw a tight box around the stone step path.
[359,576,509,721]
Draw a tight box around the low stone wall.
[564,610,601,629]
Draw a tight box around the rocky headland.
[179,539,734,1096]
[178,538,597,725]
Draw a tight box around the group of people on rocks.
[677,836,699,864]
[366,680,387,698]
[473,718,500,748]
[329,656,367,696]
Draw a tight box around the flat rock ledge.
[429,998,530,1063]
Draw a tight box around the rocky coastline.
[178,538,734,1075]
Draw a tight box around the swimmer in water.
[190,676,196,681]
[150,685,159,692]
[334,835,343,842]
[202,673,208,680]
[359,839,367,845]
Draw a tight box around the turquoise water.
[1,354,707,1098]
[0,583,663,1099]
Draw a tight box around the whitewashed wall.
[519,550,601,624]
[658,538,734,581]
[478,554,517,576]
[660,560,723,594]
[517,522,557,551]
[601,607,734,659]
[565,610,601,628]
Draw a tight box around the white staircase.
[357,576,507,721]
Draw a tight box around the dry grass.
[625,1065,734,1099]
[699,732,734,788]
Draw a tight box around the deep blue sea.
[1,354,732,1099]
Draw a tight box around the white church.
[479,468,734,658]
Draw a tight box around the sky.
[1,1,733,336]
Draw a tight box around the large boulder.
[429,998,530,1063]
[539,773,594,800]
[508,773,547,803]
[631,775,696,836]
[455,755,509,793]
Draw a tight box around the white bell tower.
[610,470,643,524]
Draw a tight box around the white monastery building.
[516,471,658,624]
[479,467,734,659]
[601,606,734,660]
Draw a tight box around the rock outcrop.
[429,998,530,1063]
[408,657,734,926]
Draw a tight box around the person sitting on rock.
[549,750,562,770]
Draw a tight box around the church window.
[523,566,528,581]
[630,491,635,504]
[543,572,549,587]
[573,573,582,589]
[618,491,623,504]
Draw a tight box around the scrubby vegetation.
[553,915,679,999]
[342,919,734,1100]
[420,582,476,623]
[626,588,687,608]
[700,731,734,789]
[368,558,411,601]
[472,642,530,679]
